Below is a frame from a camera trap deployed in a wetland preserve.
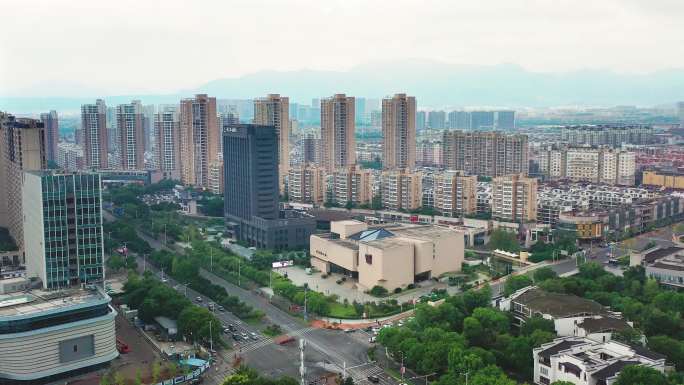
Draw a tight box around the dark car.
[232,334,241,341]
[367,376,380,383]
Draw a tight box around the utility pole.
[299,339,306,385]
[209,320,213,353]
[304,285,308,322]
[210,248,213,271]
[401,351,405,382]
[238,259,241,286]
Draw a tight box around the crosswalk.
[235,326,318,354]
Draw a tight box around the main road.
[105,211,398,385]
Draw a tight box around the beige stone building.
[321,94,355,172]
[0,113,47,252]
[434,171,477,217]
[288,163,325,204]
[332,165,374,206]
[492,174,537,222]
[254,94,290,192]
[310,220,464,291]
[81,99,108,169]
[179,94,219,188]
[380,169,422,211]
[382,93,416,170]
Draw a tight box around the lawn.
[327,302,359,318]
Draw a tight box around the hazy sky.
[1,0,683,96]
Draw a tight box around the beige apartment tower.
[116,100,145,170]
[155,105,181,180]
[81,99,109,169]
[380,169,422,211]
[288,163,326,205]
[180,94,219,188]
[321,94,355,172]
[332,165,373,206]
[0,113,47,251]
[254,94,290,193]
[442,131,528,177]
[434,171,477,217]
[382,94,416,170]
[492,174,538,222]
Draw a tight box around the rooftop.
[643,247,683,264]
[0,286,109,318]
[538,339,586,359]
[514,287,605,318]
[577,317,633,334]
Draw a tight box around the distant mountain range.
[3,60,684,114]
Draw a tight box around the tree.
[503,275,533,296]
[613,365,669,385]
[533,267,557,283]
[520,316,555,336]
[550,382,575,385]
[488,229,520,253]
[648,335,684,370]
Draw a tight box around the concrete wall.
[309,235,358,272]
[357,242,413,291]
[331,220,367,239]
[21,172,45,286]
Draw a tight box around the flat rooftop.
[0,287,108,318]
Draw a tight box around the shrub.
[370,285,389,297]
[394,287,402,294]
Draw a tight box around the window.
[365,254,372,264]
[73,345,78,353]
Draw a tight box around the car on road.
[218,306,225,312]
[241,332,249,339]
[196,296,202,302]
[227,324,236,331]
[369,336,376,343]
[161,278,168,283]
[343,328,355,333]
[367,375,380,383]
[232,334,240,341]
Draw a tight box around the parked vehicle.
[367,376,380,383]
[116,339,130,354]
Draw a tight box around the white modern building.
[533,337,665,385]
[0,286,118,381]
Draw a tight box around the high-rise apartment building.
[143,104,155,153]
[416,111,427,130]
[470,111,495,130]
[81,99,109,169]
[433,171,477,217]
[678,102,684,128]
[57,143,84,171]
[382,93,416,170]
[180,94,219,188]
[0,113,47,251]
[116,100,145,170]
[23,171,104,289]
[288,163,325,205]
[223,124,314,249]
[208,157,224,195]
[301,133,321,164]
[380,169,422,211]
[442,131,529,177]
[538,147,636,185]
[492,174,538,222]
[321,94,355,172]
[416,141,443,167]
[561,125,654,147]
[154,105,181,180]
[332,165,374,206]
[447,111,471,129]
[427,110,446,129]
[254,94,290,193]
[40,110,59,162]
[495,110,516,130]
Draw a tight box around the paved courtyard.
[279,266,449,304]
